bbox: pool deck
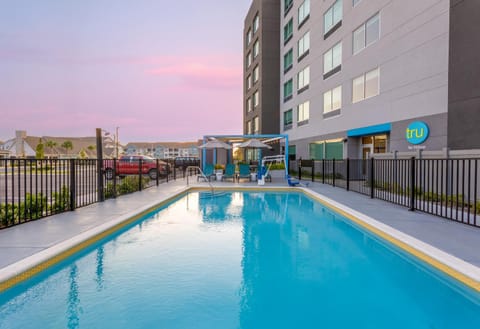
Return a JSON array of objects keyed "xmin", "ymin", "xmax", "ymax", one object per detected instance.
[{"xmin": 1, "ymin": 178, "xmax": 479, "ymax": 282}]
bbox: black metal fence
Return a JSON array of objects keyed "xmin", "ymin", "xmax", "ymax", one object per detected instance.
[
  {"xmin": 291, "ymin": 158, "xmax": 480, "ymax": 227},
  {"xmin": 0, "ymin": 158, "xmax": 195, "ymax": 229}
]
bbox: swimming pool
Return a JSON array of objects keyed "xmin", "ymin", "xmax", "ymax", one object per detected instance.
[{"xmin": 0, "ymin": 191, "xmax": 479, "ymax": 328}]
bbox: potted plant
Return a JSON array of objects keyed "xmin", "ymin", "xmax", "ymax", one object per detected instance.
[{"xmin": 214, "ymin": 164, "xmax": 224, "ymax": 174}]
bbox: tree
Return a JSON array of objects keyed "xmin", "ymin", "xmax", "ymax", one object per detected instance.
[
  {"xmin": 61, "ymin": 140, "xmax": 73, "ymax": 155},
  {"xmin": 35, "ymin": 140, "xmax": 45, "ymax": 159},
  {"xmin": 79, "ymin": 149, "xmax": 87, "ymax": 159},
  {"xmin": 87, "ymin": 145, "xmax": 95, "ymax": 151},
  {"xmin": 45, "ymin": 140, "xmax": 57, "ymax": 155}
]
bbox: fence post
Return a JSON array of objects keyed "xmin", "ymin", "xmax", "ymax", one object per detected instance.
[
  {"xmin": 333, "ymin": 159, "xmax": 336, "ymax": 187},
  {"xmin": 322, "ymin": 159, "xmax": 325, "ymax": 184},
  {"xmin": 346, "ymin": 158, "xmax": 350, "ymax": 191},
  {"xmin": 69, "ymin": 159, "xmax": 76, "ymax": 211},
  {"xmin": 370, "ymin": 157, "xmax": 375, "ymax": 199},
  {"xmin": 96, "ymin": 128, "xmax": 105, "ymax": 202},
  {"xmin": 138, "ymin": 158, "xmax": 143, "ymax": 191},
  {"xmin": 156, "ymin": 159, "xmax": 160, "ymax": 186},
  {"xmin": 113, "ymin": 159, "xmax": 117, "ymax": 198},
  {"xmin": 409, "ymin": 157, "xmax": 416, "ymax": 211},
  {"xmin": 311, "ymin": 159, "xmax": 315, "ymax": 182},
  {"xmin": 298, "ymin": 158, "xmax": 302, "ymax": 181}
]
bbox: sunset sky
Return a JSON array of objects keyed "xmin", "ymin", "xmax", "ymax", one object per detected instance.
[{"xmin": 0, "ymin": 0, "xmax": 250, "ymax": 143}]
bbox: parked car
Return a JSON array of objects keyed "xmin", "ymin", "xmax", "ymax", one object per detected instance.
[
  {"xmin": 174, "ymin": 156, "xmax": 200, "ymax": 171},
  {"xmin": 104, "ymin": 155, "xmax": 168, "ymax": 180}
]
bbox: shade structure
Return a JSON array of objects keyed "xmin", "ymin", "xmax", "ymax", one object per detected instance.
[
  {"xmin": 199, "ymin": 139, "xmax": 232, "ymax": 150},
  {"xmin": 237, "ymin": 138, "xmax": 272, "ymax": 149}
]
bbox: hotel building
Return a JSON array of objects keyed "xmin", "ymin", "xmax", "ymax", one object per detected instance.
[{"xmin": 266, "ymin": 0, "xmax": 480, "ymax": 160}]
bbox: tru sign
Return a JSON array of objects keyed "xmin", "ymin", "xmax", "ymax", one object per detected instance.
[{"xmin": 406, "ymin": 121, "xmax": 429, "ymax": 145}]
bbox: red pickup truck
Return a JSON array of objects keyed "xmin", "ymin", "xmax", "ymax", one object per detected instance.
[{"xmin": 104, "ymin": 155, "xmax": 168, "ymax": 180}]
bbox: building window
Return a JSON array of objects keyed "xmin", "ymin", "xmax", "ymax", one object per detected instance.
[
  {"xmin": 247, "ymin": 97, "xmax": 252, "ymax": 112},
  {"xmin": 324, "ymin": 0, "xmax": 342, "ymax": 37},
  {"xmin": 253, "ymin": 116, "xmax": 259, "ymax": 134},
  {"xmin": 297, "ymin": 101, "xmax": 310, "ymax": 125},
  {"xmin": 297, "ymin": 66, "xmax": 310, "ymax": 92},
  {"xmin": 253, "ymin": 14, "xmax": 259, "ymax": 33},
  {"xmin": 284, "ymin": 18, "xmax": 293, "ymax": 44},
  {"xmin": 284, "ymin": 79, "xmax": 293, "ymax": 101},
  {"xmin": 353, "ymin": 13, "xmax": 380, "ymax": 54},
  {"xmin": 323, "ymin": 42, "xmax": 342, "ymax": 78},
  {"xmin": 353, "ymin": 0, "xmax": 362, "ymax": 7},
  {"xmin": 253, "ymin": 40, "xmax": 260, "ymax": 58},
  {"xmin": 253, "ymin": 91, "xmax": 259, "ymax": 107},
  {"xmin": 284, "ymin": 109, "xmax": 293, "ymax": 130},
  {"xmin": 285, "ymin": 0, "xmax": 293, "ymax": 14},
  {"xmin": 253, "ymin": 65, "xmax": 259, "ymax": 83},
  {"xmin": 247, "ymin": 75, "xmax": 252, "ymax": 90},
  {"xmin": 298, "ymin": 0, "xmax": 310, "ymax": 27},
  {"xmin": 352, "ymin": 68, "xmax": 380, "ymax": 103},
  {"xmin": 246, "ymin": 52, "xmax": 252, "ymax": 67},
  {"xmin": 246, "ymin": 29, "xmax": 252, "ymax": 46},
  {"xmin": 323, "ymin": 86, "xmax": 342, "ymax": 115},
  {"xmin": 247, "ymin": 120, "xmax": 252, "ymax": 134},
  {"xmin": 298, "ymin": 31, "xmax": 310, "ymax": 60},
  {"xmin": 284, "ymin": 48, "xmax": 293, "ymax": 73}
]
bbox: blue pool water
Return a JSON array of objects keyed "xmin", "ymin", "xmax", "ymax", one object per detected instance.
[{"xmin": 1, "ymin": 191, "xmax": 479, "ymax": 328}]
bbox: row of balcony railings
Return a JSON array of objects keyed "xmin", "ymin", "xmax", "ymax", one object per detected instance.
[
  {"xmin": 0, "ymin": 158, "xmax": 198, "ymax": 229},
  {"xmin": 290, "ymin": 157, "xmax": 480, "ymax": 228}
]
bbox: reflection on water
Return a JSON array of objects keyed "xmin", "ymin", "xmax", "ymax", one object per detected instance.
[
  {"xmin": 1, "ymin": 192, "xmax": 479, "ymax": 329},
  {"xmin": 67, "ymin": 265, "xmax": 79, "ymax": 329}
]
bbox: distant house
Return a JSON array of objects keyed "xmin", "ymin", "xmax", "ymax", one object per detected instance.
[
  {"xmin": 0, "ymin": 130, "xmax": 124, "ymax": 159},
  {"xmin": 125, "ymin": 142, "xmax": 200, "ymax": 159}
]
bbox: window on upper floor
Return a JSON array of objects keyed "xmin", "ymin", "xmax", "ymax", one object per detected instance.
[
  {"xmin": 253, "ymin": 90, "xmax": 259, "ymax": 107},
  {"xmin": 247, "ymin": 120, "xmax": 252, "ymax": 134},
  {"xmin": 298, "ymin": 31, "xmax": 310, "ymax": 60},
  {"xmin": 284, "ymin": 18, "xmax": 293, "ymax": 44},
  {"xmin": 284, "ymin": 109, "xmax": 293, "ymax": 130},
  {"xmin": 353, "ymin": 0, "xmax": 362, "ymax": 7},
  {"xmin": 298, "ymin": 0, "xmax": 310, "ymax": 27},
  {"xmin": 246, "ymin": 52, "xmax": 252, "ymax": 67},
  {"xmin": 353, "ymin": 13, "xmax": 380, "ymax": 54},
  {"xmin": 323, "ymin": 42, "xmax": 342, "ymax": 78},
  {"xmin": 246, "ymin": 29, "xmax": 252, "ymax": 46},
  {"xmin": 284, "ymin": 79, "xmax": 293, "ymax": 102},
  {"xmin": 253, "ymin": 40, "xmax": 260, "ymax": 58},
  {"xmin": 324, "ymin": 0, "xmax": 342, "ymax": 38},
  {"xmin": 284, "ymin": 48, "xmax": 293, "ymax": 73},
  {"xmin": 247, "ymin": 97, "xmax": 252, "ymax": 112},
  {"xmin": 352, "ymin": 68, "xmax": 380, "ymax": 103},
  {"xmin": 253, "ymin": 65, "xmax": 259, "ymax": 82},
  {"xmin": 253, "ymin": 14, "xmax": 259, "ymax": 33},
  {"xmin": 323, "ymin": 86, "xmax": 342, "ymax": 115},
  {"xmin": 297, "ymin": 66, "xmax": 310, "ymax": 92},
  {"xmin": 297, "ymin": 101, "xmax": 310, "ymax": 125},
  {"xmin": 285, "ymin": 0, "xmax": 293, "ymax": 15}
]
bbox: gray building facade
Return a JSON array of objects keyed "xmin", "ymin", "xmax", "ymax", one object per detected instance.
[
  {"xmin": 278, "ymin": 0, "xmax": 479, "ymax": 160},
  {"xmin": 243, "ymin": 0, "xmax": 281, "ymax": 136}
]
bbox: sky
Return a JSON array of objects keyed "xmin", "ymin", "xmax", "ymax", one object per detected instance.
[{"xmin": 0, "ymin": 0, "xmax": 251, "ymax": 143}]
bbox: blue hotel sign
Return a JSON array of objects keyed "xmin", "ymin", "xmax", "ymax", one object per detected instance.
[{"xmin": 406, "ymin": 121, "xmax": 429, "ymax": 145}]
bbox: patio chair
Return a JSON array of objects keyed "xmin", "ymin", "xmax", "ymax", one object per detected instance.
[
  {"xmin": 222, "ymin": 163, "xmax": 236, "ymax": 182},
  {"xmin": 198, "ymin": 163, "xmax": 215, "ymax": 181},
  {"xmin": 237, "ymin": 164, "xmax": 251, "ymax": 182}
]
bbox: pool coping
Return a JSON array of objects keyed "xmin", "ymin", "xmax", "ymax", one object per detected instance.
[{"xmin": 0, "ymin": 185, "xmax": 479, "ymax": 293}]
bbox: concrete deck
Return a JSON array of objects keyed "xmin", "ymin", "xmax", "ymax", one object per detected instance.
[{"xmin": 0, "ymin": 178, "xmax": 479, "ymax": 278}]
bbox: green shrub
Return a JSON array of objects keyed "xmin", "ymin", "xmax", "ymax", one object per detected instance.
[
  {"xmin": 51, "ymin": 186, "xmax": 70, "ymax": 212},
  {"xmin": 117, "ymin": 176, "xmax": 149, "ymax": 195},
  {"xmin": 19, "ymin": 193, "xmax": 47, "ymax": 220},
  {"xmin": 0, "ymin": 203, "xmax": 19, "ymax": 227},
  {"xmin": 269, "ymin": 163, "xmax": 286, "ymax": 170}
]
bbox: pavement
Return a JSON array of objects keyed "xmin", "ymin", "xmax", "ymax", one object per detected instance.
[{"xmin": 0, "ymin": 176, "xmax": 479, "ymax": 274}]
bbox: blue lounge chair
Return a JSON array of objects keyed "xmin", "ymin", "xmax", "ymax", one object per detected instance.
[
  {"xmin": 287, "ymin": 175, "xmax": 300, "ymax": 186},
  {"xmin": 198, "ymin": 163, "xmax": 215, "ymax": 181},
  {"xmin": 222, "ymin": 163, "xmax": 236, "ymax": 182},
  {"xmin": 237, "ymin": 164, "xmax": 251, "ymax": 182}
]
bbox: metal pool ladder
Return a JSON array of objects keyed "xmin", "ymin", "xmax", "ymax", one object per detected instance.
[{"xmin": 186, "ymin": 166, "xmax": 214, "ymax": 194}]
